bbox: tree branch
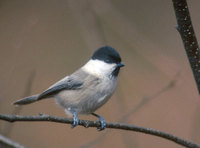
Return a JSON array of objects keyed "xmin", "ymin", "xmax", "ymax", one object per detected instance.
[
  {"xmin": 2, "ymin": 71, "xmax": 36, "ymax": 136},
  {"xmin": 0, "ymin": 134, "xmax": 26, "ymax": 148},
  {"xmin": 172, "ymin": 0, "xmax": 200, "ymax": 93},
  {"xmin": 79, "ymin": 72, "xmax": 180, "ymax": 148},
  {"xmin": 0, "ymin": 114, "xmax": 199, "ymax": 148}
]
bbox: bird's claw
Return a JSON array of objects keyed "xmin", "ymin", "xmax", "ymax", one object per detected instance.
[
  {"xmin": 97, "ymin": 116, "xmax": 106, "ymax": 131},
  {"xmin": 71, "ymin": 115, "xmax": 79, "ymax": 128},
  {"xmin": 68, "ymin": 109, "xmax": 79, "ymax": 128},
  {"xmin": 92, "ymin": 113, "xmax": 106, "ymax": 131}
]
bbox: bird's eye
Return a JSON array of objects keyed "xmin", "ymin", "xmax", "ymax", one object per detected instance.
[{"xmin": 105, "ymin": 59, "xmax": 111, "ymax": 63}]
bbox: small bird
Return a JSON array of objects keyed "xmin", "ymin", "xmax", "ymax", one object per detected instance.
[{"xmin": 14, "ymin": 46, "xmax": 124, "ymax": 130}]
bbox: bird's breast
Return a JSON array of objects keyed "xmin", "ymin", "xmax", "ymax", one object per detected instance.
[{"xmin": 54, "ymin": 75, "xmax": 118, "ymax": 114}]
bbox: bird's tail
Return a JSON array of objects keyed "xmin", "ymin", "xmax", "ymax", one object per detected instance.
[{"xmin": 13, "ymin": 94, "xmax": 40, "ymax": 105}]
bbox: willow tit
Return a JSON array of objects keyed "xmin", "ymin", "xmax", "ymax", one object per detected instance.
[{"xmin": 14, "ymin": 46, "xmax": 124, "ymax": 130}]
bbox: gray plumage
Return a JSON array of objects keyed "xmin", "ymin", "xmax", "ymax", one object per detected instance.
[
  {"xmin": 13, "ymin": 46, "xmax": 124, "ymax": 129},
  {"xmin": 14, "ymin": 66, "xmax": 117, "ymax": 115},
  {"xmin": 14, "ymin": 94, "xmax": 40, "ymax": 105}
]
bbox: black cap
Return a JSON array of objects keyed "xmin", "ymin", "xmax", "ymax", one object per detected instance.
[{"xmin": 91, "ymin": 46, "xmax": 122, "ymax": 64}]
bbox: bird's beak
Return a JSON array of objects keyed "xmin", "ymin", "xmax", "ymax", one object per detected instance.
[{"xmin": 118, "ymin": 63, "xmax": 125, "ymax": 67}]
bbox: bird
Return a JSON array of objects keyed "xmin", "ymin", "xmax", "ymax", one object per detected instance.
[{"xmin": 13, "ymin": 46, "xmax": 124, "ymax": 130}]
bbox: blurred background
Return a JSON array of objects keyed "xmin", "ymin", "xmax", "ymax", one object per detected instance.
[{"xmin": 0, "ymin": 0, "xmax": 200, "ymax": 148}]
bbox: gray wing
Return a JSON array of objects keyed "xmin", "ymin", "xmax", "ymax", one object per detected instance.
[
  {"xmin": 13, "ymin": 70, "xmax": 86, "ymax": 105},
  {"xmin": 37, "ymin": 76, "xmax": 83, "ymax": 100},
  {"xmin": 13, "ymin": 79, "xmax": 83, "ymax": 105}
]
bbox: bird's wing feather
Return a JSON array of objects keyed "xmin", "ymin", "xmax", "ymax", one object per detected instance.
[{"xmin": 38, "ymin": 77, "xmax": 83, "ymax": 100}]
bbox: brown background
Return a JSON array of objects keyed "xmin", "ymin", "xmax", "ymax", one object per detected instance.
[{"xmin": 0, "ymin": 0, "xmax": 200, "ymax": 148}]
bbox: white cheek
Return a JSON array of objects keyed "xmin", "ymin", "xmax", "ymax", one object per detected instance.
[{"xmin": 82, "ymin": 59, "xmax": 116, "ymax": 76}]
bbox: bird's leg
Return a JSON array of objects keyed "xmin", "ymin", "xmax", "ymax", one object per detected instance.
[
  {"xmin": 91, "ymin": 113, "xmax": 106, "ymax": 131},
  {"xmin": 68, "ymin": 109, "xmax": 79, "ymax": 128}
]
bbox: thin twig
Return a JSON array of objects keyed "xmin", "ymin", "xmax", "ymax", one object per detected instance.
[
  {"xmin": 0, "ymin": 134, "xmax": 26, "ymax": 148},
  {"xmin": 2, "ymin": 71, "xmax": 35, "ymax": 136},
  {"xmin": 172, "ymin": 0, "xmax": 200, "ymax": 93},
  {"xmin": 0, "ymin": 114, "xmax": 199, "ymax": 148},
  {"xmin": 79, "ymin": 72, "xmax": 180, "ymax": 148}
]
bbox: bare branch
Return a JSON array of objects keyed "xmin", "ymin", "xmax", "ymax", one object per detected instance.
[
  {"xmin": 0, "ymin": 134, "xmax": 26, "ymax": 148},
  {"xmin": 2, "ymin": 71, "xmax": 35, "ymax": 136},
  {"xmin": 0, "ymin": 114, "xmax": 199, "ymax": 148},
  {"xmin": 172, "ymin": 0, "xmax": 200, "ymax": 93},
  {"xmin": 80, "ymin": 72, "xmax": 180, "ymax": 148}
]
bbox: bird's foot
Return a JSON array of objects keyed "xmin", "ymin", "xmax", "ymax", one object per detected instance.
[
  {"xmin": 72, "ymin": 112, "xmax": 79, "ymax": 128},
  {"xmin": 92, "ymin": 113, "xmax": 106, "ymax": 131},
  {"xmin": 68, "ymin": 109, "xmax": 79, "ymax": 128}
]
